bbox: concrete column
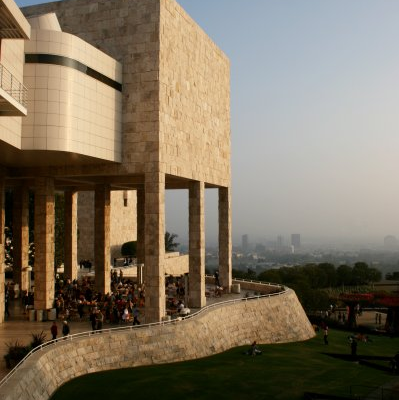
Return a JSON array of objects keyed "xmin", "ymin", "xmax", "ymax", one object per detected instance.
[
  {"xmin": 144, "ymin": 171, "xmax": 165, "ymax": 323},
  {"xmin": 189, "ymin": 181, "xmax": 206, "ymax": 308},
  {"xmin": 77, "ymin": 191, "xmax": 94, "ymax": 262},
  {"xmin": 34, "ymin": 177, "xmax": 55, "ymax": 310},
  {"xmin": 219, "ymin": 187, "xmax": 232, "ymax": 292},
  {"xmin": 64, "ymin": 190, "xmax": 77, "ymax": 281},
  {"xmin": 0, "ymin": 174, "xmax": 5, "ymax": 323},
  {"xmin": 136, "ymin": 186, "xmax": 145, "ymax": 265},
  {"xmin": 94, "ymin": 184, "xmax": 110, "ymax": 295},
  {"xmin": 12, "ymin": 186, "xmax": 30, "ymax": 293}
]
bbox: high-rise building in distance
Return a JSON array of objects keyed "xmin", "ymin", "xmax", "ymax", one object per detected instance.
[
  {"xmin": 242, "ymin": 234, "xmax": 249, "ymax": 253},
  {"xmin": 291, "ymin": 234, "xmax": 301, "ymax": 249},
  {"xmin": 277, "ymin": 235, "xmax": 284, "ymax": 250}
]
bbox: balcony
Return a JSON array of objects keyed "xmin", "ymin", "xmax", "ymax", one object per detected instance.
[{"xmin": 0, "ymin": 62, "xmax": 27, "ymax": 116}]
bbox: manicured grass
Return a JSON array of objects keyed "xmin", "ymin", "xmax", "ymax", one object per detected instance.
[{"xmin": 51, "ymin": 330, "xmax": 398, "ymax": 400}]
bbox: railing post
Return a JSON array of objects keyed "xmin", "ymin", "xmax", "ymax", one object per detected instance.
[{"xmin": 0, "ymin": 63, "xmax": 27, "ymax": 109}]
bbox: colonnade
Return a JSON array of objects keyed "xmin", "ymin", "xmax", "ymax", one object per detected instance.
[{"xmin": 0, "ymin": 172, "xmax": 232, "ymax": 324}]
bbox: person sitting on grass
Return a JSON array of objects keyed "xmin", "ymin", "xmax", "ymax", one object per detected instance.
[{"xmin": 245, "ymin": 341, "xmax": 262, "ymax": 356}]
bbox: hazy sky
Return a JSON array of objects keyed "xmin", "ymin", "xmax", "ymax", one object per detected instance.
[{"xmin": 16, "ymin": 0, "xmax": 399, "ymax": 247}]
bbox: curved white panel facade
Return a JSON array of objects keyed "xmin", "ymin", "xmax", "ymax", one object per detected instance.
[{"xmin": 22, "ymin": 20, "xmax": 122, "ymax": 162}]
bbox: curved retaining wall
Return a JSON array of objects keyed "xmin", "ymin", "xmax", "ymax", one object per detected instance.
[{"xmin": 0, "ymin": 289, "xmax": 314, "ymax": 400}]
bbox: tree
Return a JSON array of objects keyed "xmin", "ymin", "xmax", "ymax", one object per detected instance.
[
  {"xmin": 368, "ymin": 267, "xmax": 382, "ymax": 283},
  {"xmin": 318, "ymin": 263, "xmax": 337, "ymax": 287},
  {"xmin": 336, "ymin": 264, "xmax": 353, "ymax": 286},
  {"xmin": 121, "ymin": 241, "xmax": 137, "ymax": 257},
  {"xmin": 258, "ymin": 269, "xmax": 282, "ymax": 284},
  {"xmin": 352, "ymin": 262, "xmax": 369, "ymax": 285},
  {"xmin": 165, "ymin": 231, "xmax": 179, "ymax": 252}
]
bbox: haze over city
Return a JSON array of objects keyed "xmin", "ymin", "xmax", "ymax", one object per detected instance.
[{"xmin": 17, "ymin": 0, "xmax": 399, "ymax": 248}]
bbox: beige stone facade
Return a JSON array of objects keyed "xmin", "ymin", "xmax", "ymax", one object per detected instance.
[
  {"xmin": 77, "ymin": 190, "xmax": 137, "ymax": 263},
  {"xmin": 0, "ymin": 288, "xmax": 315, "ymax": 400},
  {"xmin": 164, "ymin": 252, "xmax": 188, "ymax": 275},
  {"xmin": 0, "ymin": 0, "xmax": 231, "ymax": 323}
]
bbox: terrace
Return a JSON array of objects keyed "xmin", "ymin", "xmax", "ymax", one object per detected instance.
[{"xmin": 0, "ymin": 278, "xmax": 314, "ymax": 399}]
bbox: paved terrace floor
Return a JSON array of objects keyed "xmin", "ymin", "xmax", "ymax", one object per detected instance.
[{"xmin": 0, "ymin": 275, "xmax": 250, "ymax": 381}]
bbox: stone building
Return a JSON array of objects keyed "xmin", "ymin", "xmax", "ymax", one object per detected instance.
[{"xmin": 0, "ymin": 0, "xmax": 231, "ymax": 323}]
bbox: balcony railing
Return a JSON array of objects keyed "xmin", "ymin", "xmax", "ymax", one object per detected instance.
[{"xmin": 0, "ymin": 62, "xmax": 27, "ymax": 109}]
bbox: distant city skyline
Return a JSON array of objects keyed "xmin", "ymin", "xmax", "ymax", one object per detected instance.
[{"xmin": 17, "ymin": 0, "xmax": 399, "ymax": 249}]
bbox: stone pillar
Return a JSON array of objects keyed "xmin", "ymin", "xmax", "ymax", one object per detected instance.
[
  {"xmin": 94, "ymin": 184, "xmax": 110, "ymax": 295},
  {"xmin": 34, "ymin": 177, "xmax": 55, "ymax": 310},
  {"xmin": 136, "ymin": 186, "xmax": 145, "ymax": 265},
  {"xmin": 64, "ymin": 190, "xmax": 77, "ymax": 281},
  {"xmin": 189, "ymin": 181, "xmax": 206, "ymax": 308},
  {"xmin": 0, "ymin": 174, "xmax": 5, "ymax": 323},
  {"xmin": 12, "ymin": 186, "xmax": 30, "ymax": 293},
  {"xmin": 144, "ymin": 171, "xmax": 165, "ymax": 323},
  {"xmin": 219, "ymin": 187, "xmax": 232, "ymax": 292}
]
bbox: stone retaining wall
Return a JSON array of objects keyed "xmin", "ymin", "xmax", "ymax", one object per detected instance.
[
  {"xmin": 0, "ymin": 289, "xmax": 314, "ymax": 400},
  {"xmin": 164, "ymin": 253, "xmax": 189, "ymax": 276}
]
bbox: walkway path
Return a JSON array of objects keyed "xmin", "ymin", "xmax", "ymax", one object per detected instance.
[
  {"xmin": 0, "ymin": 282, "xmax": 250, "ymax": 381},
  {"xmin": 0, "ymin": 300, "xmax": 92, "ymax": 380}
]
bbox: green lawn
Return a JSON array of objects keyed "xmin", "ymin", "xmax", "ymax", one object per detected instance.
[{"xmin": 51, "ymin": 330, "xmax": 398, "ymax": 400}]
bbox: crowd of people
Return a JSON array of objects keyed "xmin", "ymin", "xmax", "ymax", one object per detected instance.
[
  {"xmin": 52, "ymin": 271, "xmax": 145, "ymax": 326},
  {"xmin": 4, "ymin": 266, "xmax": 222, "ymax": 346}
]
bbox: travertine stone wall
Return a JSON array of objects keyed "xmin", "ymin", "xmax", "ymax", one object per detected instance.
[
  {"xmin": 22, "ymin": 0, "xmax": 231, "ymax": 187},
  {"xmin": 22, "ymin": 0, "xmax": 161, "ymax": 177},
  {"xmin": 64, "ymin": 191, "xmax": 77, "ymax": 281},
  {"xmin": 189, "ymin": 181, "xmax": 205, "ymax": 307},
  {"xmin": 144, "ymin": 170, "xmax": 165, "ymax": 322},
  {"xmin": 136, "ymin": 188, "xmax": 145, "ymax": 264},
  {"xmin": 235, "ymin": 280, "xmax": 285, "ymax": 294},
  {"xmin": 109, "ymin": 191, "xmax": 137, "ymax": 259},
  {"xmin": 34, "ymin": 177, "xmax": 55, "ymax": 310},
  {"xmin": 0, "ymin": 289, "xmax": 314, "ymax": 400},
  {"xmin": 159, "ymin": 0, "xmax": 230, "ymax": 186},
  {"xmin": 219, "ymin": 187, "xmax": 232, "ymax": 291},
  {"xmin": 12, "ymin": 186, "xmax": 30, "ymax": 292},
  {"xmin": 76, "ymin": 191, "xmax": 94, "ymax": 262},
  {"xmin": 164, "ymin": 253, "xmax": 188, "ymax": 276},
  {"xmin": 94, "ymin": 185, "xmax": 110, "ymax": 294},
  {"xmin": 77, "ymin": 190, "xmax": 137, "ymax": 263}
]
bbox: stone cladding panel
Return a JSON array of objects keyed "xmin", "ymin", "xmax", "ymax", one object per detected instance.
[
  {"xmin": 159, "ymin": 0, "xmax": 230, "ymax": 186},
  {"xmin": 77, "ymin": 190, "xmax": 137, "ymax": 263},
  {"xmin": 22, "ymin": 0, "xmax": 231, "ymax": 186},
  {"xmin": 0, "ymin": 289, "xmax": 314, "ymax": 400}
]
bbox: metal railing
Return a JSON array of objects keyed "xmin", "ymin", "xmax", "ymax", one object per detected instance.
[
  {"xmin": 0, "ymin": 63, "xmax": 27, "ymax": 109},
  {"xmin": 0, "ymin": 281, "xmax": 286, "ymax": 389}
]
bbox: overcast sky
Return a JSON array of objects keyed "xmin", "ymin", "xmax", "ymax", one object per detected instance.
[{"xmin": 16, "ymin": 0, "xmax": 399, "ymax": 248}]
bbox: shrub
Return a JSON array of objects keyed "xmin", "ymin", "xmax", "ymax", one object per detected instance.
[
  {"xmin": 121, "ymin": 241, "xmax": 137, "ymax": 257},
  {"xmin": 31, "ymin": 331, "xmax": 46, "ymax": 349},
  {"xmin": 4, "ymin": 341, "xmax": 29, "ymax": 369}
]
